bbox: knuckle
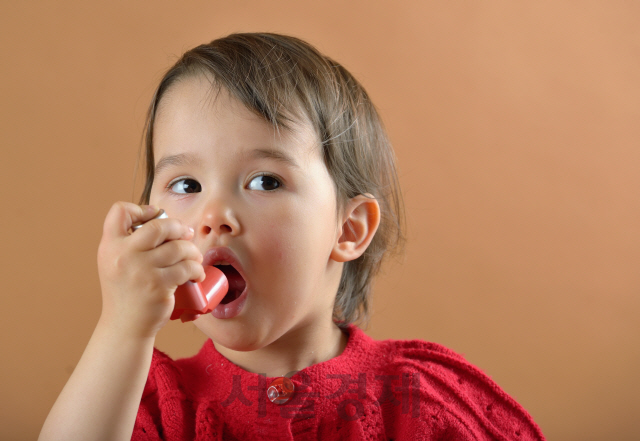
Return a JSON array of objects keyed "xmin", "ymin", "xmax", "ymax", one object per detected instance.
[
  {"xmin": 170, "ymin": 219, "xmax": 185, "ymax": 233},
  {"xmin": 145, "ymin": 220, "xmax": 164, "ymax": 238},
  {"xmin": 104, "ymin": 204, "xmax": 120, "ymax": 229},
  {"xmin": 112, "ymin": 201, "xmax": 130, "ymax": 215},
  {"xmin": 179, "ymin": 263, "xmax": 192, "ymax": 281},
  {"xmin": 109, "ymin": 201, "xmax": 123, "ymax": 214},
  {"xmin": 173, "ymin": 240, "xmax": 188, "ymax": 256},
  {"xmin": 104, "ymin": 201, "xmax": 134, "ymax": 233},
  {"xmin": 112, "ymin": 254, "xmax": 126, "ymax": 272},
  {"xmin": 189, "ymin": 243, "xmax": 202, "ymax": 259},
  {"xmin": 156, "ymin": 220, "xmax": 175, "ymax": 238},
  {"xmin": 164, "ymin": 262, "xmax": 188, "ymax": 285},
  {"xmin": 179, "ymin": 240, "xmax": 198, "ymax": 256}
]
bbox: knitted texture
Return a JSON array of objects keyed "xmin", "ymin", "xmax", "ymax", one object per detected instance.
[{"xmin": 132, "ymin": 325, "xmax": 545, "ymax": 440}]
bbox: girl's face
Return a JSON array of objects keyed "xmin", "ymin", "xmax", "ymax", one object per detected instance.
[{"xmin": 149, "ymin": 75, "xmax": 345, "ymax": 352}]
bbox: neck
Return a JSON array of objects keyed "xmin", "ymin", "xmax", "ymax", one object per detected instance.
[{"xmin": 214, "ymin": 322, "xmax": 348, "ymax": 378}]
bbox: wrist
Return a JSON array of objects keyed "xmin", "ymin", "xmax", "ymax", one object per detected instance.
[{"xmin": 96, "ymin": 314, "xmax": 159, "ymax": 344}]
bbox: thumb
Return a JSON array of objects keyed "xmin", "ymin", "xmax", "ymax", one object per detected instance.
[{"xmin": 103, "ymin": 202, "xmax": 159, "ymax": 239}]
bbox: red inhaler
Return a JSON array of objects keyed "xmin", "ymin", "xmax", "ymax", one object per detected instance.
[{"xmin": 131, "ymin": 209, "xmax": 229, "ymax": 322}]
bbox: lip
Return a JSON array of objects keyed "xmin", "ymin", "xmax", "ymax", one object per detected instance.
[{"xmin": 202, "ymin": 247, "xmax": 248, "ymax": 319}]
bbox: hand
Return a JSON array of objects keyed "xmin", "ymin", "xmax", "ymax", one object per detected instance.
[{"xmin": 97, "ymin": 202, "xmax": 205, "ymax": 338}]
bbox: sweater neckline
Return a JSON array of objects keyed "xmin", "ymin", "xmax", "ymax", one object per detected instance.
[{"xmin": 200, "ymin": 324, "xmax": 365, "ymax": 380}]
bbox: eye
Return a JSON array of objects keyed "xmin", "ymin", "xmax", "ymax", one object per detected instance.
[
  {"xmin": 247, "ymin": 174, "xmax": 281, "ymax": 191},
  {"xmin": 169, "ymin": 178, "xmax": 201, "ymax": 194}
]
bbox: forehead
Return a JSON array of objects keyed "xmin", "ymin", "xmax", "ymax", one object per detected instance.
[{"xmin": 154, "ymin": 75, "xmax": 320, "ymax": 162}]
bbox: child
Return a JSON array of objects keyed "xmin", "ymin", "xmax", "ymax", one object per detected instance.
[{"xmin": 39, "ymin": 33, "xmax": 545, "ymax": 440}]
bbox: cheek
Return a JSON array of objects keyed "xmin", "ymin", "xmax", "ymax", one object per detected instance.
[
  {"xmin": 256, "ymin": 200, "xmax": 336, "ymax": 267},
  {"xmin": 245, "ymin": 208, "xmax": 296, "ymax": 272},
  {"xmin": 252, "ymin": 222, "xmax": 295, "ymax": 266}
]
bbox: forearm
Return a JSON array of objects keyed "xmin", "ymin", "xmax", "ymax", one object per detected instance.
[{"xmin": 39, "ymin": 319, "xmax": 155, "ymax": 441}]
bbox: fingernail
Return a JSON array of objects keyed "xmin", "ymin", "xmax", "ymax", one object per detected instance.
[{"xmin": 188, "ymin": 227, "xmax": 194, "ymax": 234}]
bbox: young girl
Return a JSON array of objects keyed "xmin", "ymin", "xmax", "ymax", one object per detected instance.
[{"xmin": 39, "ymin": 33, "xmax": 545, "ymax": 440}]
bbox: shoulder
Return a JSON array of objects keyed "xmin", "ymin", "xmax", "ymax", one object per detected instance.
[{"xmin": 358, "ymin": 330, "xmax": 545, "ymax": 440}]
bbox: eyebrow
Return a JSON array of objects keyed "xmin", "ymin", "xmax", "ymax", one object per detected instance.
[
  {"xmin": 153, "ymin": 148, "xmax": 300, "ymax": 175},
  {"xmin": 245, "ymin": 148, "xmax": 300, "ymax": 170},
  {"xmin": 154, "ymin": 152, "xmax": 202, "ymax": 175}
]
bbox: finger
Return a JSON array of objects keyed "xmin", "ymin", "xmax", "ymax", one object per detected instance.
[
  {"xmin": 130, "ymin": 218, "xmax": 194, "ymax": 251},
  {"xmin": 103, "ymin": 202, "xmax": 160, "ymax": 240},
  {"xmin": 159, "ymin": 260, "xmax": 206, "ymax": 287},
  {"xmin": 147, "ymin": 240, "xmax": 203, "ymax": 269}
]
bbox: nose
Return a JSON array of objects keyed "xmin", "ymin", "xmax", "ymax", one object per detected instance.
[{"xmin": 198, "ymin": 203, "xmax": 241, "ymax": 239}]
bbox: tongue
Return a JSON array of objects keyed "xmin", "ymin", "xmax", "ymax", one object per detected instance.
[{"xmin": 215, "ymin": 266, "xmax": 246, "ymax": 304}]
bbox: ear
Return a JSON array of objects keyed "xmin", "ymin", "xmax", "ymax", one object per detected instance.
[{"xmin": 330, "ymin": 194, "xmax": 381, "ymax": 263}]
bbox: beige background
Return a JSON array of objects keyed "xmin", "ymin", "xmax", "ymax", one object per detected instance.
[{"xmin": 1, "ymin": 1, "xmax": 639, "ymax": 440}]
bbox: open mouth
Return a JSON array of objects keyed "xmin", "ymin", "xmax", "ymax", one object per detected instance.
[{"xmin": 214, "ymin": 264, "xmax": 247, "ymax": 304}]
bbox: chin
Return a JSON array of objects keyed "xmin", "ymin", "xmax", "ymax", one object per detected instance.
[{"xmin": 194, "ymin": 317, "xmax": 271, "ymax": 352}]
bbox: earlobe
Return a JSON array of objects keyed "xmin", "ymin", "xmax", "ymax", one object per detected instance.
[{"xmin": 330, "ymin": 194, "xmax": 381, "ymax": 263}]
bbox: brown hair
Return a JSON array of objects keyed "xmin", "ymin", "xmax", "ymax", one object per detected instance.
[{"xmin": 139, "ymin": 33, "xmax": 405, "ymax": 328}]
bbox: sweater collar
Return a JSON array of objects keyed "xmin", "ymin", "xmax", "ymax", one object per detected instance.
[{"xmin": 197, "ymin": 323, "xmax": 370, "ymax": 381}]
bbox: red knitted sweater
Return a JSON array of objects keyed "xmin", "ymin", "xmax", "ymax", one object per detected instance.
[{"xmin": 133, "ymin": 325, "xmax": 545, "ymax": 440}]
